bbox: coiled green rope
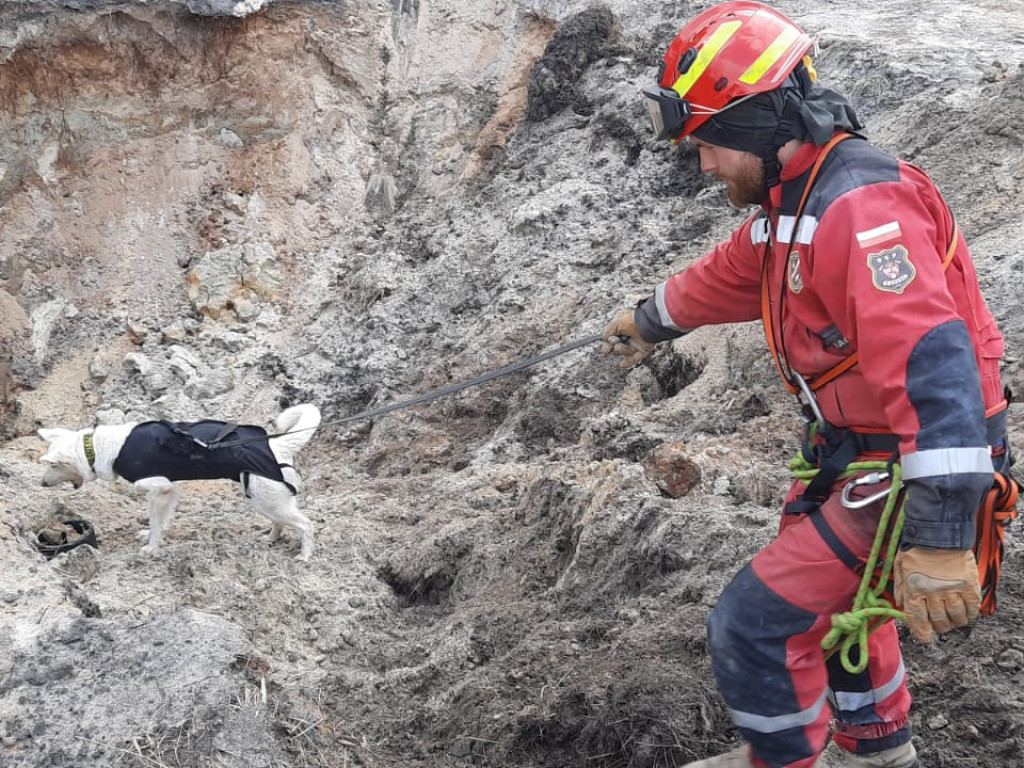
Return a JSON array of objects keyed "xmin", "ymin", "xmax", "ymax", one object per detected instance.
[{"xmin": 787, "ymin": 452, "xmax": 908, "ymax": 673}]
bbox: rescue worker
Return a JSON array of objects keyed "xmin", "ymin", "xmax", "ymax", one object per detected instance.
[{"xmin": 601, "ymin": 2, "xmax": 1013, "ymax": 767}]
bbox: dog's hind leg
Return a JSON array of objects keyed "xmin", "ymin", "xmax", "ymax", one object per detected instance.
[
  {"xmin": 136, "ymin": 478, "xmax": 182, "ymax": 553},
  {"xmin": 267, "ymin": 498, "xmax": 314, "ymax": 562},
  {"xmin": 248, "ymin": 479, "xmax": 314, "ymax": 561},
  {"xmin": 292, "ymin": 504, "xmax": 315, "ymax": 562}
]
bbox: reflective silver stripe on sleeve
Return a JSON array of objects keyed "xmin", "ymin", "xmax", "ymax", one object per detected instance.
[
  {"xmin": 901, "ymin": 447, "xmax": 993, "ymax": 480},
  {"xmin": 776, "ymin": 214, "xmax": 818, "ymax": 245},
  {"xmin": 729, "ymin": 688, "xmax": 829, "ymax": 734},
  {"xmin": 751, "ymin": 216, "xmax": 771, "ymax": 244},
  {"xmin": 832, "ymin": 658, "xmax": 906, "ymax": 713},
  {"xmin": 654, "ymin": 282, "xmax": 686, "ymax": 332}
]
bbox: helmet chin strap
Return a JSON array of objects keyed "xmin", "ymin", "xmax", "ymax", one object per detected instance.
[
  {"xmin": 692, "ymin": 82, "xmax": 807, "ymax": 194},
  {"xmin": 760, "ymin": 91, "xmax": 802, "ymax": 189}
]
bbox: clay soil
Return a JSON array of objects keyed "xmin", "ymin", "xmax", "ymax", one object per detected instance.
[{"xmin": 1, "ymin": 1, "xmax": 1024, "ymax": 767}]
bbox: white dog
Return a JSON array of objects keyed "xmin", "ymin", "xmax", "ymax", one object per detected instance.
[{"xmin": 38, "ymin": 404, "xmax": 322, "ymax": 560}]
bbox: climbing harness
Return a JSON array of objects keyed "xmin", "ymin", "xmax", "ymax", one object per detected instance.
[
  {"xmin": 187, "ymin": 333, "xmax": 605, "ymax": 451},
  {"xmin": 758, "ymin": 132, "xmax": 1019, "ymax": 670},
  {"xmin": 794, "ymin": 401, "xmax": 1020, "ymax": 672},
  {"xmin": 795, "ymin": 432, "xmax": 1019, "ymax": 673},
  {"xmin": 791, "ymin": 387, "xmax": 1019, "ymax": 672}
]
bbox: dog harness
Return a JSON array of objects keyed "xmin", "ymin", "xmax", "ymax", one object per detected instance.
[{"xmin": 111, "ymin": 420, "xmax": 296, "ymax": 495}]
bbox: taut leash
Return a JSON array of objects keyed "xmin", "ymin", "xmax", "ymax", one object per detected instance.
[{"xmin": 210, "ymin": 333, "xmax": 606, "ymax": 448}]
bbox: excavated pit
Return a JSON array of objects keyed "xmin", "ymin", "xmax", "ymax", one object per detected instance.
[{"xmin": 2, "ymin": 2, "xmax": 1024, "ymax": 767}]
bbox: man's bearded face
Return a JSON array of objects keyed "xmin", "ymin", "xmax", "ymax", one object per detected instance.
[
  {"xmin": 693, "ymin": 140, "xmax": 766, "ymax": 208},
  {"xmin": 724, "ymin": 150, "xmax": 766, "ymax": 207}
]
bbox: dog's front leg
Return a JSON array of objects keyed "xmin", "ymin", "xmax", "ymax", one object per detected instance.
[
  {"xmin": 136, "ymin": 478, "xmax": 182, "ymax": 553},
  {"xmin": 268, "ymin": 522, "xmax": 283, "ymax": 545}
]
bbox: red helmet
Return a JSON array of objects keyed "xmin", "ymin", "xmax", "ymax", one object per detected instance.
[{"xmin": 643, "ymin": 1, "xmax": 814, "ymax": 143}]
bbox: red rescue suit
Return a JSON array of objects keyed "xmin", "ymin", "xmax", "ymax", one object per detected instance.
[{"xmin": 634, "ymin": 135, "xmax": 1008, "ymax": 767}]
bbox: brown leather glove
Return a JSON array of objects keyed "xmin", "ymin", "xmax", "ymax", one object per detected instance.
[
  {"xmin": 893, "ymin": 546, "xmax": 981, "ymax": 643},
  {"xmin": 601, "ymin": 308, "xmax": 657, "ymax": 368}
]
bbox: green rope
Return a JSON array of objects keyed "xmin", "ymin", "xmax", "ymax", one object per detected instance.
[{"xmin": 787, "ymin": 451, "xmax": 907, "ymax": 674}]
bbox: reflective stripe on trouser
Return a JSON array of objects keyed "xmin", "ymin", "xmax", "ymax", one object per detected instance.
[{"xmin": 706, "ymin": 477, "xmax": 912, "ymax": 768}]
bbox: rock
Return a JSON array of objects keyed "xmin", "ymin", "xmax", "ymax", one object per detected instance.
[{"xmin": 642, "ymin": 442, "xmax": 702, "ymax": 497}]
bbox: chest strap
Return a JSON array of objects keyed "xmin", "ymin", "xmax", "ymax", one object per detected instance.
[{"xmin": 761, "ymin": 132, "xmax": 960, "ymax": 394}]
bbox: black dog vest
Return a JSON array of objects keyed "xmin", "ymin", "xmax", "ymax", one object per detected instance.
[{"xmin": 111, "ymin": 420, "xmax": 296, "ymax": 495}]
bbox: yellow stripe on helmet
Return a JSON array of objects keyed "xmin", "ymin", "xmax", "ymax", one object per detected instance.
[
  {"xmin": 671, "ymin": 20, "xmax": 742, "ymax": 96},
  {"xmin": 738, "ymin": 25, "xmax": 800, "ymax": 84}
]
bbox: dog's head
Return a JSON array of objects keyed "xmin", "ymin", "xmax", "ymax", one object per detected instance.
[{"xmin": 38, "ymin": 427, "xmax": 93, "ymax": 489}]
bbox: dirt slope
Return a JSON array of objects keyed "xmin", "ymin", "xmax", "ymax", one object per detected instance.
[{"xmin": 1, "ymin": 1, "xmax": 1023, "ymax": 767}]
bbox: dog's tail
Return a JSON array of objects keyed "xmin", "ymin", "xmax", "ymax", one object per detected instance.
[{"xmin": 269, "ymin": 404, "xmax": 322, "ymax": 460}]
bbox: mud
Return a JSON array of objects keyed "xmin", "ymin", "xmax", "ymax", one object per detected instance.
[{"xmin": 1, "ymin": 1, "xmax": 1023, "ymax": 767}]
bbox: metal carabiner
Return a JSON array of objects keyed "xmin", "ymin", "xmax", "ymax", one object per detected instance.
[
  {"xmin": 793, "ymin": 372, "xmax": 837, "ymax": 441},
  {"xmin": 840, "ymin": 471, "xmax": 895, "ymax": 509}
]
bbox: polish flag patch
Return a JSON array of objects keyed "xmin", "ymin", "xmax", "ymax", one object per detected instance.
[{"xmin": 856, "ymin": 221, "xmax": 902, "ymax": 249}]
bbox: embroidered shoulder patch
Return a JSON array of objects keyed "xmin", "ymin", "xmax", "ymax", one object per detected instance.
[
  {"xmin": 787, "ymin": 251, "xmax": 803, "ymax": 293},
  {"xmin": 868, "ymin": 245, "xmax": 915, "ymax": 294},
  {"xmin": 856, "ymin": 221, "xmax": 902, "ymax": 249}
]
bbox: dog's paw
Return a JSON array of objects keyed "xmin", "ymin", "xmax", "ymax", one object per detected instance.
[
  {"xmin": 140, "ymin": 543, "xmax": 161, "ymax": 555},
  {"xmin": 137, "ymin": 529, "xmax": 150, "ymax": 543}
]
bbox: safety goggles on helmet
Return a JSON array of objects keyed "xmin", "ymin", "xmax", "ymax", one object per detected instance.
[
  {"xmin": 642, "ymin": 85, "xmax": 692, "ymax": 142},
  {"xmin": 642, "ymin": 83, "xmax": 763, "ymax": 143}
]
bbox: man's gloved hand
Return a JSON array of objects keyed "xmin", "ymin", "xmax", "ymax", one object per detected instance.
[
  {"xmin": 601, "ymin": 308, "xmax": 657, "ymax": 368},
  {"xmin": 893, "ymin": 546, "xmax": 981, "ymax": 643}
]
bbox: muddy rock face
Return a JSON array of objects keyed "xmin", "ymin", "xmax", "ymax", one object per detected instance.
[{"xmin": 1, "ymin": 1, "xmax": 1024, "ymax": 766}]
